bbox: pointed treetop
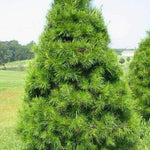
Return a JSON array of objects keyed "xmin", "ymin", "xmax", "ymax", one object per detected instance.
[{"xmin": 54, "ymin": 0, "xmax": 91, "ymax": 6}]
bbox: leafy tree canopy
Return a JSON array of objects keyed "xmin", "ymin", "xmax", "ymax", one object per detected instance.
[{"xmin": 0, "ymin": 40, "xmax": 35, "ymax": 65}]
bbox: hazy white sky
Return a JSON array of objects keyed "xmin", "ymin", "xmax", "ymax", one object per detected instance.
[{"xmin": 0, "ymin": 0, "xmax": 150, "ymax": 48}]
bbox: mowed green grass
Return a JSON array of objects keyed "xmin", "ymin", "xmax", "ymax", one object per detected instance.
[
  {"xmin": 0, "ymin": 70, "xmax": 26, "ymax": 150},
  {"xmin": 5, "ymin": 60, "xmax": 29, "ymax": 67}
]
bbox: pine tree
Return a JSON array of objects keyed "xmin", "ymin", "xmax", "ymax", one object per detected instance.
[
  {"xmin": 18, "ymin": 0, "xmax": 140, "ymax": 149},
  {"xmin": 129, "ymin": 31, "xmax": 150, "ymax": 120}
]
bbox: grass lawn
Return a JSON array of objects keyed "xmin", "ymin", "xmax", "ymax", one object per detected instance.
[
  {"xmin": 0, "ymin": 70, "xmax": 26, "ymax": 150},
  {"xmin": 0, "ymin": 59, "xmax": 31, "ymax": 72},
  {"xmin": 5, "ymin": 60, "xmax": 30, "ymax": 67}
]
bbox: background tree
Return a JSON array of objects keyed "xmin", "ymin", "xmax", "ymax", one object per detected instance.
[
  {"xmin": 0, "ymin": 40, "xmax": 35, "ymax": 65},
  {"xmin": 14, "ymin": 41, "xmax": 35, "ymax": 60},
  {"xmin": 17, "ymin": 0, "xmax": 140, "ymax": 149},
  {"xmin": 127, "ymin": 56, "xmax": 130, "ymax": 62},
  {"xmin": 129, "ymin": 31, "xmax": 150, "ymax": 120},
  {"xmin": 0, "ymin": 41, "xmax": 12, "ymax": 65},
  {"xmin": 119, "ymin": 57, "xmax": 125, "ymax": 64},
  {"xmin": 8, "ymin": 40, "xmax": 20, "ymax": 62}
]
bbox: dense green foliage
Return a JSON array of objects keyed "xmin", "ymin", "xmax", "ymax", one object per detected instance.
[
  {"xmin": 119, "ymin": 57, "xmax": 125, "ymax": 64},
  {"xmin": 137, "ymin": 120, "xmax": 150, "ymax": 150},
  {"xmin": 18, "ymin": 0, "xmax": 140, "ymax": 149},
  {"xmin": 129, "ymin": 31, "xmax": 150, "ymax": 120},
  {"xmin": 127, "ymin": 57, "xmax": 130, "ymax": 62},
  {"xmin": 0, "ymin": 40, "xmax": 34, "ymax": 65}
]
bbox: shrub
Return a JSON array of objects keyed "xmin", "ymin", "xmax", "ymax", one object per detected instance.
[
  {"xmin": 137, "ymin": 120, "xmax": 150, "ymax": 150},
  {"xmin": 17, "ymin": 0, "xmax": 140, "ymax": 149},
  {"xmin": 127, "ymin": 57, "xmax": 131, "ymax": 62},
  {"xmin": 119, "ymin": 57, "xmax": 125, "ymax": 64},
  {"xmin": 129, "ymin": 31, "xmax": 150, "ymax": 120}
]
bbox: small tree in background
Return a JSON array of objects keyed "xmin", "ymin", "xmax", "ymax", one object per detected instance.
[
  {"xmin": 127, "ymin": 57, "xmax": 131, "ymax": 62},
  {"xmin": 119, "ymin": 57, "xmax": 125, "ymax": 64},
  {"xmin": 129, "ymin": 31, "xmax": 150, "ymax": 120},
  {"xmin": 17, "ymin": 0, "xmax": 140, "ymax": 149}
]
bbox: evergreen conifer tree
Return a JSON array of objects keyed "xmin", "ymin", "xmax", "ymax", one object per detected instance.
[
  {"xmin": 129, "ymin": 31, "xmax": 150, "ymax": 120},
  {"xmin": 119, "ymin": 57, "xmax": 125, "ymax": 64},
  {"xmin": 18, "ymin": 0, "xmax": 140, "ymax": 149}
]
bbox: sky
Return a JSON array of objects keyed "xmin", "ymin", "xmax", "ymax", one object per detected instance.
[{"xmin": 0, "ymin": 0, "xmax": 150, "ymax": 48}]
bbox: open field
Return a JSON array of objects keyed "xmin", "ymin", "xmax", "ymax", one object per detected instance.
[
  {"xmin": 0, "ymin": 60, "xmax": 31, "ymax": 72},
  {"xmin": 0, "ymin": 70, "xmax": 26, "ymax": 150},
  {"xmin": 5, "ymin": 60, "xmax": 29, "ymax": 67}
]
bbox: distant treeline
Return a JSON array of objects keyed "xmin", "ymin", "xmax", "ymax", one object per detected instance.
[
  {"xmin": 0, "ymin": 40, "xmax": 35, "ymax": 65},
  {"xmin": 114, "ymin": 49, "xmax": 135, "ymax": 55}
]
